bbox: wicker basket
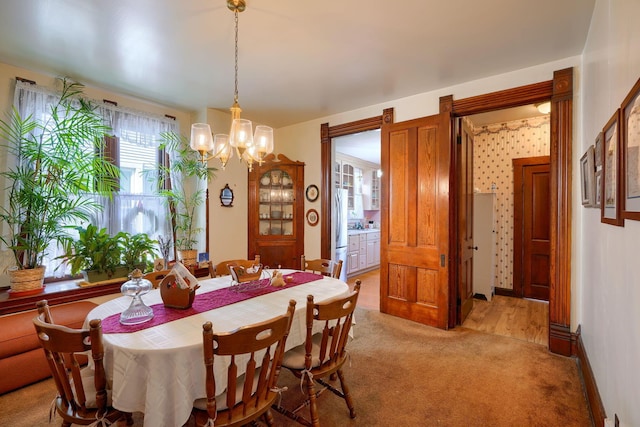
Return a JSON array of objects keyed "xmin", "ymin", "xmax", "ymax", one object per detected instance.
[
  {"xmin": 178, "ymin": 249, "xmax": 198, "ymax": 267},
  {"xmin": 9, "ymin": 266, "xmax": 45, "ymax": 293}
]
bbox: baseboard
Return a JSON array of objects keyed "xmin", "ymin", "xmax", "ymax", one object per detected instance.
[
  {"xmin": 494, "ymin": 287, "xmax": 515, "ymax": 297},
  {"xmin": 574, "ymin": 325, "xmax": 606, "ymax": 427}
]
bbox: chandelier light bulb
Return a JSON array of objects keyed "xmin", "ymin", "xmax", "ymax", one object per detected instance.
[{"xmin": 190, "ymin": 123, "xmax": 214, "ymax": 152}]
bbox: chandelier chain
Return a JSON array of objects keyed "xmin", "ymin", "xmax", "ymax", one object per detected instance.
[{"xmin": 234, "ymin": 9, "xmax": 239, "ymax": 104}]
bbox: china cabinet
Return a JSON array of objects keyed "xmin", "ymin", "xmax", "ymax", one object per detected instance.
[{"xmin": 248, "ymin": 153, "xmax": 305, "ymax": 269}]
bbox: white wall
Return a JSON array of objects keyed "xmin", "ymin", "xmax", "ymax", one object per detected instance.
[{"xmin": 581, "ymin": 1, "xmax": 640, "ymax": 425}]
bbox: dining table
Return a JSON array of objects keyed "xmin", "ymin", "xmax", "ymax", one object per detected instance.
[{"xmin": 84, "ymin": 269, "xmax": 350, "ymax": 427}]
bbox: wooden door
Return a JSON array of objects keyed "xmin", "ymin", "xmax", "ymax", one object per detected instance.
[
  {"xmin": 513, "ymin": 157, "xmax": 550, "ymax": 301},
  {"xmin": 457, "ymin": 118, "xmax": 474, "ymax": 323},
  {"xmin": 380, "ymin": 112, "xmax": 451, "ymax": 328}
]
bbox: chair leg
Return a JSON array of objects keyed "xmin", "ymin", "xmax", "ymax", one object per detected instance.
[
  {"xmin": 336, "ymin": 369, "xmax": 356, "ymax": 419},
  {"xmin": 263, "ymin": 409, "xmax": 275, "ymax": 426},
  {"xmin": 304, "ymin": 374, "xmax": 321, "ymax": 427},
  {"xmin": 123, "ymin": 412, "xmax": 134, "ymax": 425}
]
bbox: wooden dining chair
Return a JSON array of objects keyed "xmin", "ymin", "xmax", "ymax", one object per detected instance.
[
  {"xmin": 212, "ymin": 258, "xmax": 259, "ymax": 277},
  {"xmin": 143, "ymin": 269, "xmax": 171, "ymax": 288},
  {"xmin": 273, "ymin": 280, "xmax": 361, "ymax": 426},
  {"xmin": 32, "ymin": 300, "xmax": 133, "ymax": 427},
  {"xmin": 191, "ymin": 299, "xmax": 297, "ymax": 427},
  {"xmin": 300, "ymin": 255, "xmax": 343, "ymax": 279}
]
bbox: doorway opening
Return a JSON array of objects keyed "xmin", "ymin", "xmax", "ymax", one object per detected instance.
[{"xmin": 333, "ymin": 130, "xmax": 382, "ymax": 282}]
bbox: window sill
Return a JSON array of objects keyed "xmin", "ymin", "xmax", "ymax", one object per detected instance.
[{"xmin": 0, "ymin": 278, "xmax": 126, "ymax": 315}]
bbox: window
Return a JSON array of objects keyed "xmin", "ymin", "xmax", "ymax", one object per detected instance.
[{"xmin": 12, "ymin": 80, "xmax": 178, "ymax": 278}]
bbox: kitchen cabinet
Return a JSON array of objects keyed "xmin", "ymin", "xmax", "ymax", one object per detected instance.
[
  {"xmin": 367, "ymin": 232, "xmax": 380, "ymax": 268},
  {"xmin": 363, "ymin": 169, "xmax": 381, "ymax": 210},
  {"xmin": 248, "ymin": 153, "xmax": 305, "ymax": 269},
  {"xmin": 335, "ymin": 157, "xmax": 364, "ymax": 217},
  {"xmin": 346, "ymin": 230, "xmax": 380, "ymax": 275},
  {"xmin": 347, "ymin": 234, "xmax": 359, "ymax": 274},
  {"xmin": 358, "ymin": 234, "xmax": 367, "ymax": 270}
]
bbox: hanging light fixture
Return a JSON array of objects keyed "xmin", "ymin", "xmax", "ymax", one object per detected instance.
[{"xmin": 189, "ymin": 0, "xmax": 274, "ymax": 171}]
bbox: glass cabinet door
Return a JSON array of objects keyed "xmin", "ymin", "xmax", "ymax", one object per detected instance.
[{"xmin": 258, "ymin": 169, "xmax": 295, "ymax": 236}]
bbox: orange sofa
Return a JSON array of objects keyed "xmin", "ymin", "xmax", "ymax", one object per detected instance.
[{"xmin": 0, "ymin": 300, "xmax": 97, "ymax": 395}]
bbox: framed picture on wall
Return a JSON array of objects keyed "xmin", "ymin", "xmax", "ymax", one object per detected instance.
[
  {"xmin": 594, "ymin": 132, "xmax": 603, "ymax": 169},
  {"xmin": 621, "ymin": 77, "xmax": 640, "ymax": 221},
  {"xmin": 580, "ymin": 146, "xmax": 595, "ymax": 207},
  {"xmin": 601, "ymin": 109, "xmax": 623, "ymax": 226},
  {"xmin": 594, "ymin": 169, "xmax": 602, "ymax": 208}
]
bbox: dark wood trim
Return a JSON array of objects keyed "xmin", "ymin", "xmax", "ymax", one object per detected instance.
[
  {"xmin": 320, "ymin": 123, "xmax": 331, "ymax": 259},
  {"xmin": 441, "ymin": 96, "xmax": 458, "ymax": 329},
  {"xmin": 0, "ymin": 280, "xmax": 124, "ymax": 315},
  {"xmin": 451, "ymin": 81, "xmax": 554, "ymax": 116},
  {"xmin": 549, "ymin": 67, "xmax": 573, "ymax": 356},
  {"xmin": 494, "ymin": 287, "xmax": 516, "ymax": 297},
  {"xmin": 319, "ymin": 108, "xmax": 393, "ymax": 260},
  {"xmin": 575, "ymin": 325, "xmax": 606, "ymax": 427},
  {"xmin": 448, "ymin": 67, "xmax": 573, "ymax": 355}
]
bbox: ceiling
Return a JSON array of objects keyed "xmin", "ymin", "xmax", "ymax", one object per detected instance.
[{"xmin": 0, "ymin": 1, "xmax": 594, "ymax": 130}]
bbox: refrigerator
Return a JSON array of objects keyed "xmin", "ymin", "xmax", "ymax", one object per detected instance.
[
  {"xmin": 334, "ymin": 189, "xmax": 349, "ymax": 282},
  {"xmin": 472, "ymin": 193, "xmax": 496, "ymax": 301}
]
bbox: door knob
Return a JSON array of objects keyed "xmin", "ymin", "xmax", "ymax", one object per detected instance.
[{"xmin": 468, "ymin": 246, "xmax": 478, "ymax": 250}]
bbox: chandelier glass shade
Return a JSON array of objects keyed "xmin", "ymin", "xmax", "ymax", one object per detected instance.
[{"xmin": 189, "ymin": 0, "xmax": 274, "ymax": 171}]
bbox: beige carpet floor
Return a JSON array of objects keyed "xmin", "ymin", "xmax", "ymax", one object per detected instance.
[{"xmin": 0, "ymin": 307, "xmax": 592, "ymax": 427}]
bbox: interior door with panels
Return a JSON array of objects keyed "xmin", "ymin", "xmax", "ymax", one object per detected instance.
[{"xmin": 380, "ymin": 112, "xmax": 451, "ymax": 328}]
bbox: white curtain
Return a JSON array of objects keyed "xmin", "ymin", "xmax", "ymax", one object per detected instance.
[{"xmin": 13, "ymin": 80, "xmax": 178, "ymax": 277}]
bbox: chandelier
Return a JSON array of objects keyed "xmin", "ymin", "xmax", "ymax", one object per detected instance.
[{"xmin": 190, "ymin": 0, "xmax": 274, "ymax": 172}]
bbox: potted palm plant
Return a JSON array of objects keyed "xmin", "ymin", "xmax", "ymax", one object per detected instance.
[
  {"xmin": 0, "ymin": 78, "xmax": 119, "ymax": 292},
  {"xmin": 154, "ymin": 132, "xmax": 215, "ymax": 266}
]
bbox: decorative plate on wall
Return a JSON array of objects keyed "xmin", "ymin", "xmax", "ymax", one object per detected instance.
[
  {"xmin": 305, "ymin": 184, "xmax": 319, "ymax": 202},
  {"xmin": 306, "ymin": 209, "xmax": 319, "ymax": 226}
]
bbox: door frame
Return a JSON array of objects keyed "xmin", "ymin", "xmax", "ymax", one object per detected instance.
[
  {"xmin": 442, "ymin": 68, "xmax": 573, "ymax": 356},
  {"xmin": 319, "ymin": 108, "xmax": 394, "ymax": 260},
  {"xmin": 319, "ymin": 68, "xmax": 573, "ymax": 356}
]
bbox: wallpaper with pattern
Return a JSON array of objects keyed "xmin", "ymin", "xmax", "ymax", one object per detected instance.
[{"xmin": 471, "ymin": 115, "xmax": 550, "ymax": 290}]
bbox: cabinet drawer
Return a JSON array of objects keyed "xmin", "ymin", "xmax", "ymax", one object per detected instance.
[
  {"xmin": 348, "ymin": 236, "xmax": 359, "ymax": 252},
  {"xmin": 367, "ymin": 232, "xmax": 380, "ymax": 241}
]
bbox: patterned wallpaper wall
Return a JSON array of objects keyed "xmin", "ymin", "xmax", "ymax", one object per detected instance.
[{"xmin": 471, "ymin": 115, "xmax": 550, "ymax": 290}]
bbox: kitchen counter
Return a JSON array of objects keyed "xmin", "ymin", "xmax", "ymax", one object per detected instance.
[{"xmin": 347, "ymin": 229, "xmax": 380, "ymax": 235}]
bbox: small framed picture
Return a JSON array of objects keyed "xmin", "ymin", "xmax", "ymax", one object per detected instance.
[
  {"xmin": 305, "ymin": 184, "xmax": 319, "ymax": 202},
  {"xmin": 621, "ymin": 77, "xmax": 640, "ymax": 220},
  {"xmin": 601, "ymin": 109, "xmax": 623, "ymax": 226},
  {"xmin": 306, "ymin": 208, "xmax": 319, "ymax": 226},
  {"xmin": 594, "ymin": 132, "xmax": 603, "ymax": 169},
  {"xmin": 580, "ymin": 146, "xmax": 595, "ymax": 207},
  {"xmin": 594, "ymin": 169, "xmax": 602, "ymax": 208}
]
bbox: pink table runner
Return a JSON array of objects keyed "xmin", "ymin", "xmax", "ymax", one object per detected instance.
[{"xmin": 101, "ymin": 271, "xmax": 323, "ymax": 334}]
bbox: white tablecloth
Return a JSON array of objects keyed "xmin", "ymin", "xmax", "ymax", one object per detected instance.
[{"xmin": 85, "ymin": 270, "xmax": 349, "ymax": 427}]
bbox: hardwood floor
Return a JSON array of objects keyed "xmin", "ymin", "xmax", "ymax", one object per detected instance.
[
  {"xmin": 348, "ymin": 269, "xmax": 549, "ymax": 347},
  {"xmin": 346, "ymin": 269, "xmax": 380, "ymax": 310}
]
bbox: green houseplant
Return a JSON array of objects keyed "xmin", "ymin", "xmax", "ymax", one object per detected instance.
[
  {"xmin": 0, "ymin": 79, "xmax": 119, "ymax": 291},
  {"xmin": 121, "ymin": 231, "xmax": 157, "ymax": 273},
  {"xmin": 154, "ymin": 132, "xmax": 215, "ymax": 265},
  {"xmin": 59, "ymin": 225, "xmax": 125, "ymax": 282},
  {"xmin": 59, "ymin": 225, "xmax": 157, "ymax": 283}
]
